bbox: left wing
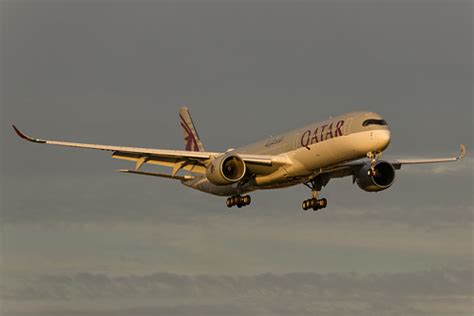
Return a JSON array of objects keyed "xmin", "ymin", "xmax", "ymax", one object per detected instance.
[
  {"xmin": 12, "ymin": 125, "xmax": 282, "ymax": 175},
  {"xmin": 390, "ymin": 144, "xmax": 466, "ymax": 169}
]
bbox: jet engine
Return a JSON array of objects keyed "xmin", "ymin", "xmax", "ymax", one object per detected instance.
[
  {"xmin": 356, "ymin": 160, "xmax": 396, "ymax": 192},
  {"xmin": 206, "ymin": 154, "xmax": 247, "ymax": 186}
]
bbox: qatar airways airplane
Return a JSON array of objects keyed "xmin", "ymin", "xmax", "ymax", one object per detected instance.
[{"xmin": 13, "ymin": 107, "xmax": 466, "ymax": 211}]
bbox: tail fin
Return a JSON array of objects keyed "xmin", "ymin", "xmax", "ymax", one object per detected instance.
[{"xmin": 179, "ymin": 106, "xmax": 205, "ymax": 152}]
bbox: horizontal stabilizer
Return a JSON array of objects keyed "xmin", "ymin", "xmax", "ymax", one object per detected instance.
[{"xmin": 117, "ymin": 169, "xmax": 194, "ymax": 181}]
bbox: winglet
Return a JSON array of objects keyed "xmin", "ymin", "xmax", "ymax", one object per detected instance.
[
  {"xmin": 12, "ymin": 125, "xmax": 46, "ymax": 143},
  {"xmin": 459, "ymin": 144, "xmax": 466, "ymax": 159}
]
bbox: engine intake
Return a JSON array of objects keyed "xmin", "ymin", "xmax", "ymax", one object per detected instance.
[
  {"xmin": 356, "ymin": 160, "xmax": 396, "ymax": 192},
  {"xmin": 206, "ymin": 154, "xmax": 246, "ymax": 186}
]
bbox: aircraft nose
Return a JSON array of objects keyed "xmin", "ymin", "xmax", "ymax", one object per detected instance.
[{"xmin": 375, "ymin": 129, "xmax": 391, "ymax": 151}]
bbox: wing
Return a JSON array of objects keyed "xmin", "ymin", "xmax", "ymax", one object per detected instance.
[
  {"xmin": 390, "ymin": 144, "xmax": 466, "ymax": 169},
  {"xmin": 12, "ymin": 125, "xmax": 279, "ymax": 175},
  {"xmin": 315, "ymin": 144, "xmax": 467, "ymax": 182}
]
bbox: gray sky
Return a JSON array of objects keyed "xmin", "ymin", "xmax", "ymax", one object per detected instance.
[{"xmin": 1, "ymin": 1, "xmax": 473, "ymax": 315}]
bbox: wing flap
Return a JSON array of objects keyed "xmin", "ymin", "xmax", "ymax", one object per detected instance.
[
  {"xmin": 112, "ymin": 152, "xmax": 207, "ymax": 173},
  {"xmin": 117, "ymin": 169, "xmax": 194, "ymax": 181}
]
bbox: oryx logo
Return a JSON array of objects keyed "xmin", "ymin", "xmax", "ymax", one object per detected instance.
[{"xmin": 180, "ymin": 114, "xmax": 200, "ymax": 151}]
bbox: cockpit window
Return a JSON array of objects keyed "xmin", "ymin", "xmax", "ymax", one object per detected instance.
[{"xmin": 362, "ymin": 119, "xmax": 387, "ymax": 127}]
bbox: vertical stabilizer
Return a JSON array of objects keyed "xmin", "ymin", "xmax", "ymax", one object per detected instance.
[{"xmin": 179, "ymin": 106, "xmax": 205, "ymax": 152}]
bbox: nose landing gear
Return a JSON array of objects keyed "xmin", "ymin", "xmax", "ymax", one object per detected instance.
[
  {"xmin": 367, "ymin": 151, "xmax": 382, "ymax": 176},
  {"xmin": 226, "ymin": 195, "xmax": 251, "ymax": 208}
]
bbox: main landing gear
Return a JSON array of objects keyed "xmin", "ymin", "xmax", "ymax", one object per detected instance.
[
  {"xmin": 226, "ymin": 195, "xmax": 251, "ymax": 208},
  {"xmin": 302, "ymin": 176, "xmax": 329, "ymax": 211},
  {"xmin": 302, "ymin": 197, "xmax": 327, "ymax": 211}
]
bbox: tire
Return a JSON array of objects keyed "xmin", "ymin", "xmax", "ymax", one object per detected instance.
[
  {"xmin": 302, "ymin": 201, "xmax": 308, "ymax": 210},
  {"xmin": 245, "ymin": 196, "xmax": 251, "ymax": 205},
  {"xmin": 320, "ymin": 198, "xmax": 327, "ymax": 208}
]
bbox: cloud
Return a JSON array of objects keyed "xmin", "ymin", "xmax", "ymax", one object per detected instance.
[
  {"xmin": 3, "ymin": 268, "xmax": 473, "ymax": 316},
  {"xmin": 5, "ymin": 269, "xmax": 471, "ymax": 300}
]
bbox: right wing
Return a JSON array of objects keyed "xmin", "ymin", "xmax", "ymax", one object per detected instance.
[{"xmin": 12, "ymin": 125, "xmax": 284, "ymax": 175}]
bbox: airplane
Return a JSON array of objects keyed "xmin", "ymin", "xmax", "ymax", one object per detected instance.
[{"xmin": 12, "ymin": 107, "xmax": 466, "ymax": 211}]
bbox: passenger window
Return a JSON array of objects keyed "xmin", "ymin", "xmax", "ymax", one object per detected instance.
[{"xmin": 362, "ymin": 119, "xmax": 387, "ymax": 126}]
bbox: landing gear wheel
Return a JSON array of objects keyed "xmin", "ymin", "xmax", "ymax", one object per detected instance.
[
  {"xmin": 243, "ymin": 195, "xmax": 251, "ymax": 205},
  {"xmin": 226, "ymin": 195, "xmax": 252, "ymax": 208},
  {"xmin": 319, "ymin": 198, "xmax": 327, "ymax": 208},
  {"xmin": 301, "ymin": 198, "xmax": 328, "ymax": 212},
  {"xmin": 302, "ymin": 176, "xmax": 330, "ymax": 212},
  {"xmin": 312, "ymin": 198, "xmax": 320, "ymax": 211},
  {"xmin": 302, "ymin": 201, "xmax": 308, "ymax": 211}
]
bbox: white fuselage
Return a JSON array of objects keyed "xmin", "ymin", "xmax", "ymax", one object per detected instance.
[{"xmin": 183, "ymin": 111, "xmax": 391, "ymax": 196}]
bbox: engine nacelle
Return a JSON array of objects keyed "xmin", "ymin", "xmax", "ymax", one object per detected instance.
[
  {"xmin": 356, "ymin": 160, "xmax": 396, "ymax": 192},
  {"xmin": 206, "ymin": 154, "xmax": 247, "ymax": 186}
]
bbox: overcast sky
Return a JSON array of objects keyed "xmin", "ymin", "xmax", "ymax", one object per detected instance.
[{"xmin": 1, "ymin": 1, "xmax": 473, "ymax": 315}]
